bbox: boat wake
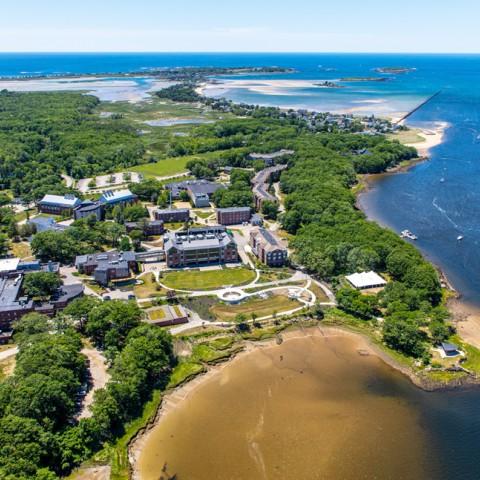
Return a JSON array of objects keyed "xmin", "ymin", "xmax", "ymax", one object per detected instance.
[{"xmin": 432, "ymin": 197, "xmax": 461, "ymax": 230}]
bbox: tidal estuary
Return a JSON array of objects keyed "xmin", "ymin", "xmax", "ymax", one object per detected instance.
[{"xmin": 134, "ymin": 332, "xmax": 480, "ymax": 480}]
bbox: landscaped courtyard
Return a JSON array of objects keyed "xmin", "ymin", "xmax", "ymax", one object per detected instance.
[{"xmin": 160, "ymin": 267, "xmax": 256, "ymax": 291}]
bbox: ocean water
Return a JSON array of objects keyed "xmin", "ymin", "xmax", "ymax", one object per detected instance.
[{"xmin": 1, "ymin": 53, "xmax": 480, "ymax": 305}]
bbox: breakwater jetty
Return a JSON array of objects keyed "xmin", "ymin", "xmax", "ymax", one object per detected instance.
[{"xmin": 396, "ymin": 91, "xmax": 442, "ymax": 124}]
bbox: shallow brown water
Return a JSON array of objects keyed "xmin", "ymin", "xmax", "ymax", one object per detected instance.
[{"xmin": 137, "ymin": 334, "xmax": 440, "ymax": 480}]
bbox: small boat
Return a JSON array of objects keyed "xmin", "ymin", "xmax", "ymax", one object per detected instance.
[
  {"xmin": 457, "ymin": 235, "xmax": 464, "ymax": 241},
  {"xmin": 440, "ymin": 177, "xmax": 445, "ymax": 183},
  {"xmin": 401, "ymin": 229, "xmax": 418, "ymax": 240}
]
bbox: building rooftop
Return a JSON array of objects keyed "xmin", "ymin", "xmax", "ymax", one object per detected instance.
[
  {"xmin": 0, "ymin": 258, "xmax": 20, "ymax": 274},
  {"xmin": 217, "ymin": 207, "xmax": 251, "ymax": 213},
  {"xmin": 74, "ymin": 200, "xmax": 103, "ymax": 213},
  {"xmin": 346, "ymin": 271, "xmax": 387, "ymax": 289},
  {"xmin": 29, "ymin": 216, "xmax": 69, "ymax": 233},
  {"xmin": 164, "ymin": 226, "xmax": 234, "ymax": 252},
  {"xmin": 155, "ymin": 208, "xmax": 190, "ymax": 215},
  {"xmin": 38, "ymin": 194, "xmax": 80, "ymax": 208},
  {"xmin": 0, "ymin": 275, "xmax": 24, "ymax": 307},
  {"xmin": 99, "ymin": 189, "xmax": 137, "ymax": 204},
  {"xmin": 75, "ymin": 251, "xmax": 136, "ymax": 269}
]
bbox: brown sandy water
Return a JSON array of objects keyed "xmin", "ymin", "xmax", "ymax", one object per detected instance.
[{"xmin": 136, "ymin": 334, "xmax": 443, "ymax": 480}]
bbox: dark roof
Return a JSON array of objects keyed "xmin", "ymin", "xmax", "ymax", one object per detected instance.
[
  {"xmin": 441, "ymin": 342, "xmax": 459, "ymax": 353},
  {"xmin": 217, "ymin": 207, "xmax": 251, "ymax": 213}
]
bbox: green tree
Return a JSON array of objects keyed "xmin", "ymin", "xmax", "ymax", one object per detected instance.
[
  {"xmin": 22, "ymin": 272, "xmax": 61, "ymax": 298},
  {"xmin": 261, "ymin": 200, "xmax": 279, "ymax": 220},
  {"xmin": 85, "ymin": 300, "xmax": 143, "ymax": 354}
]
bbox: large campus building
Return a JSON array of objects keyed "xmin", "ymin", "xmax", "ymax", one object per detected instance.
[
  {"xmin": 163, "ymin": 226, "xmax": 238, "ymax": 268},
  {"xmin": 165, "ymin": 180, "xmax": 224, "ymax": 207},
  {"xmin": 37, "ymin": 194, "xmax": 81, "ymax": 215},
  {"xmin": 250, "ymin": 227, "xmax": 288, "ymax": 267},
  {"xmin": 216, "ymin": 207, "xmax": 251, "ymax": 225},
  {"xmin": 99, "ymin": 189, "xmax": 138, "ymax": 207},
  {"xmin": 0, "ymin": 266, "xmax": 83, "ymax": 328},
  {"xmin": 75, "ymin": 251, "xmax": 138, "ymax": 286},
  {"xmin": 154, "ymin": 208, "xmax": 190, "ymax": 223}
]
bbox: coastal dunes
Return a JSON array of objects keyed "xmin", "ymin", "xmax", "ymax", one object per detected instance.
[{"xmin": 130, "ymin": 327, "xmax": 433, "ymax": 480}]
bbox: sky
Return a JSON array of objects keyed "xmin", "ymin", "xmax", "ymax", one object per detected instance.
[{"xmin": 1, "ymin": 0, "xmax": 479, "ymax": 53}]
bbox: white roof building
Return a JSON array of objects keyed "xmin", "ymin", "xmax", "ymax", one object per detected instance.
[
  {"xmin": 346, "ymin": 271, "xmax": 387, "ymax": 290},
  {"xmin": 38, "ymin": 194, "xmax": 81, "ymax": 208},
  {"xmin": 0, "ymin": 258, "xmax": 20, "ymax": 274},
  {"xmin": 99, "ymin": 189, "xmax": 137, "ymax": 205}
]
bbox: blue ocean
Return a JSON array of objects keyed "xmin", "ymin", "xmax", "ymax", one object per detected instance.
[{"xmin": 1, "ymin": 53, "xmax": 480, "ymax": 307}]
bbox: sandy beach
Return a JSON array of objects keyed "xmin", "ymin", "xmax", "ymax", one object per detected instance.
[{"xmin": 405, "ymin": 121, "xmax": 449, "ymax": 156}]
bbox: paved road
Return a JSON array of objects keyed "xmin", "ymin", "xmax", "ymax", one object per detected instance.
[{"xmin": 0, "ymin": 347, "xmax": 18, "ymax": 361}]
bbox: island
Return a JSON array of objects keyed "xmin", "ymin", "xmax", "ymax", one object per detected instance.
[
  {"xmin": 340, "ymin": 76, "xmax": 389, "ymax": 82},
  {"xmin": 375, "ymin": 66, "xmax": 416, "ymax": 74}
]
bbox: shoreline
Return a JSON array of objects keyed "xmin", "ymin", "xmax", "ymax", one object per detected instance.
[
  {"xmin": 356, "ymin": 120, "xmax": 480, "ymax": 349},
  {"xmin": 127, "ymin": 324, "xmax": 478, "ymax": 479}
]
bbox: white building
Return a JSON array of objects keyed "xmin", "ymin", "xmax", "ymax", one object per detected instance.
[{"xmin": 346, "ymin": 271, "xmax": 387, "ymax": 290}]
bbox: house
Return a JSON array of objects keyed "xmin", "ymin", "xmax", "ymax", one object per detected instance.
[
  {"xmin": 99, "ymin": 189, "xmax": 138, "ymax": 207},
  {"xmin": 125, "ymin": 220, "xmax": 165, "ymax": 236},
  {"xmin": 37, "ymin": 194, "xmax": 81, "ymax": 215},
  {"xmin": 346, "ymin": 271, "xmax": 387, "ymax": 290},
  {"xmin": 0, "ymin": 274, "xmax": 83, "ymax": 328},
  {"xmin": 216, "ymin": 207, "xmax": 251, "ymax": 226},
  {"xmin": 75, "ymin": 251, "xmax": 137, "ymax": 286},
  {"xmin": 28, "ymin": 216, "xmax": 69, "ymax": 233},
  {"xmin": 146, "ymin": 304, "xmax": 189, "ymax": 327},
  {"xmin": 441, "ymin": 342, "xmax": 461, "ymax": 358},
  {"xmin": 73, "ymin": 200, "xmax": 105, "ymax": 221},
  {"xmin": 163, "ymin": 226, "xmax": 238, "ymax": 268},
  {"xmin": 249, "ymin": 228, "xmax": 288, "ymax": 267},
  {"xmin": 252, "ymin": 164, "xmax": 287, "ymax": 210},
  {"xmin": 154, "ymin": 208, "xmax": 190, "ymax": 223}
]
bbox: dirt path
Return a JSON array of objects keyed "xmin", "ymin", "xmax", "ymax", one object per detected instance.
[{"xmin": 78, "ymin": 345, "xmax": 110, "ymax": 419}]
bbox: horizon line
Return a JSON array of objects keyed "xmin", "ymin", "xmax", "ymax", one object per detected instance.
[{"xmin": 1, "ymin": 51, "xmax": 480, "ymax": 55}]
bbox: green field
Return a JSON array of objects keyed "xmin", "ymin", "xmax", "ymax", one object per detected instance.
[
  {"xmin": 130, "ymin": 156, "xmax": 190, "ymax": 178},
  {"xmin": 210, "ymin": 293, "xmax": 301, "ymax": 321},
  {"xmin": 161, "ymin": 267, "xmax": 256, "ymax": 291}
]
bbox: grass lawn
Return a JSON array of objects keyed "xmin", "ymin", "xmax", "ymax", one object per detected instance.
[
  {"xmin": 387, "ymin": 128, "xmax": 425, "ymax": 145},
  {"xmin": 193, "ymin": 210, "xmax": 214, "ymax": 219},
  {"xmin": 0, "ymin": 356, "xmax": 16, "ymax": 380},
  {"xmin": 10, "ymin": 242, "xmax": 33, "ymax": 259},
  {"xmin": 182, "ymin": 296, "xmax": 218, "ymax": 321},
  {"xmin": 257, "ymin": 269, "xmax": 292, "ymax": 283},
  {"xmin": 130, "ymin": 156, "xmax": 190, "ymax": 178},
  {"xmin": 210, "ymin": 293, "xmax": 302, "ymax": 321},
  {"xmin": 148, "ymin": 307, "xmax": 166, "ymax": 321},
  {"xmin": 133, "ymin": 273, "xmax": 168, "ymax": 298},
  {"xmin": 161, "ymin": 267, "xmax": 256, "ymax": 291},
  {"xmin": 168, "ymin": 361, "xmax": 205, "ymax": 389},
  {"xmin": 309, "ymin": 281, "xmax": 331, "ymax": 303}
]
